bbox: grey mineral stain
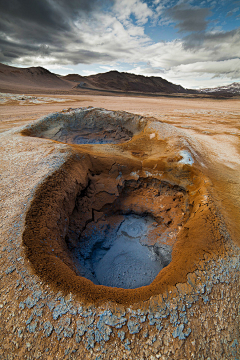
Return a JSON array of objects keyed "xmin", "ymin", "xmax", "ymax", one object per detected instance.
[
  {"xmin": 118, "ymin": 330, "xmax": 125, "ymax": 341},
  {"xmin": 172, "ymin": 324, "xmax": 192, "ymax": 340},
  {"xmin": 127, "ymin": 317, "xmax": 141, "ymax": 334},
  {"xmin": 179, "ymin": 150, "xmax": 194, "ymax": 165},
  {"xmin": 43, "ymin": 321, "xmax": 53, "ymax": 337},
  {"xmin": 5, "ymin": 265, "xmax": 16, "ymax": 274}
]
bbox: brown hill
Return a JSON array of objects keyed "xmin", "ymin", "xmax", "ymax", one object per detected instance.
[
  {"xmin": 62, "ymin": 74, "xmax": 86, "ymax": 82},
  {"xmin": 62, "ymin": 70, "xmax": 190, "ymax": 94},
  {"xmin": 88, "ymin": 71, "xmax": 188, "ymax": 93},
  {"xmin": 0, "ymin": 63, "xmax": 72, "ymax": 92}
]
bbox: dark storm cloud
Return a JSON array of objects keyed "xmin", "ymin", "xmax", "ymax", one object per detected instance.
[
  {"xmin": 61, "ymin": 50, "xmax": 116, "ymax": 65},
  {"xmin": 0, "ymin": 0, "xmax": 113, "ymax": 63},
  {"xmin": 0, "ymin": 0, "xmax": 104, "ymax": 28},
  {"xmin": 183, "ymin": 27, "xmax": 240, "ymax": 54},
  {"xmin": 0, "ymin": 35, "xmax": 115, "ymax": 66},
  {"xmin": 0, "ymin": 37, "xmax": 39, "ymax": 63},
  {"xmin": 166, "ymin": 2, "xmax": 211, "ymax": 32},
  {"xmin": 0, "ymin": 0, "xmax": 65, "ymax": 30}
]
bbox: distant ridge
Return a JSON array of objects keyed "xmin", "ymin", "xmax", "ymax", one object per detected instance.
[{"xmin": 62, "ymin": 70, "xmax": 190, "ymax": 94}]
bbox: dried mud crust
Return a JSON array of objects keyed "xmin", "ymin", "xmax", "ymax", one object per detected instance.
[{"xmin": 22, "ymin": 123, "xmax": 226, "ymax": 304}]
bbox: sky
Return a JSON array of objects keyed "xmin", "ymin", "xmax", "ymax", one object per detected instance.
[{"xmin": 0, "ymin": 0, "xmax": 240, "ymax": 89}]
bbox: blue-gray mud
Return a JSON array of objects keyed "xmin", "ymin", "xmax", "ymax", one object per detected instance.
[
  {"xmin": 0, "ymin": 107, "xmax": 239, "ymax": 359},
  {"xmin": 72, "ymin": 214, "xmax": 165, "ymax": 288},
  {"xmin": 64, "ymin": 172, "xmax": 187, "ymax": 292}
]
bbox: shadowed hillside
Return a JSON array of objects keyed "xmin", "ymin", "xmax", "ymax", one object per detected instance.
[
  {"xmin": 0, "ymin": 63, "xmax": 72, "ymax": 91},
  {"xmin": 63, "ymin": 70, "xmax": 191, "ymax": 94}
]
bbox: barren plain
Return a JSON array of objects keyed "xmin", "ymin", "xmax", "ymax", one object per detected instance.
[{"xmin": 0, "ymin": 92, "xmax": 240, "ymax": 359}]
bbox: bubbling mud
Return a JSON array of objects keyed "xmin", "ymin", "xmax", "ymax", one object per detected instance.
[
  {"xmin": 66, "ymin": 177, "xmax": 188, "ymax": 289},
  {"xmin": 72, "ymin": 214, "xmax": 164, "ymax": 289}
]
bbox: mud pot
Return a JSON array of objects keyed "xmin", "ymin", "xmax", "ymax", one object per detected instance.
[{"xmin": 21, "ymin": 108, "xmax": 227, "ymax": 304}]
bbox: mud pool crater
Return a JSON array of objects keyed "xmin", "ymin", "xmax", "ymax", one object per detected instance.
[
  {"xmin": 21, "ymin": 107, "xmax": 212, "ymax": 303},
  {"xmin": 23, "ymin": 163, "xmax": 189, "ymax": 299}
]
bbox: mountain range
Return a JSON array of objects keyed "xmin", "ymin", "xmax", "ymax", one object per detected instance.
[
  {"xmin": 200, "ymin": 83, "xmax": 240, "ymax": 95},
  {"xmin": 0, "ymin": 62, "xmax": 239, "ymax": 96}
]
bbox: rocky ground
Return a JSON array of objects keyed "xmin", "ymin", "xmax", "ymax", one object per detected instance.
[{"xmin": 0, "ymin": 95, "xmax": 239, "ymax": 359}]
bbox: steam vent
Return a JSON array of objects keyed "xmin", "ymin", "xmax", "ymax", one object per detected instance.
[{"xmin": 1, "ymin": 107, "xmax": 239, "ymax": 359}]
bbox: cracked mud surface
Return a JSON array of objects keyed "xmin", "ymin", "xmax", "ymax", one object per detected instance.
[{"xmin": 0, "ymin": 102, "xmax": 239, "ymax": 359}]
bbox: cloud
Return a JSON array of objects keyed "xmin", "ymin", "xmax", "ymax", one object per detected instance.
[
  {"xmin": 0, "ymin": 0, "xmax": 102, "ymax": 43},
  {"xmin": 169, "ymin": 58, "xmax": 240, "ymax": 78},
  {"xmin": 0, "ymin": 0, "xmax": 114, "ymax": 63},
  {"xmin": 165, "ymin": 2, "xmax": 211, "ymax": 32},
  {"xmin": 227, "ymin": 7, "xmax": 239, "ymax": 17},
  {"xmin": 0, "ymin": 0, "xmax": 154, "ymax": 67},
  {"xmin": 127, "ymin": 58, "xmax": 240, "ymax": 89},
  {"xmin": 123, "ymin": 22, "xmax": 240, "ymax": 87},
  {"xmin": 146, "ymin": 27, "xmax": 240, "ymax": 71},
  {"xmin": 182, "ymin": 28, "xmax": 240, "ymax": 59},
  {"xmin": 113, "ymin": 0, "xmax": 153, "ymax": 25}
]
